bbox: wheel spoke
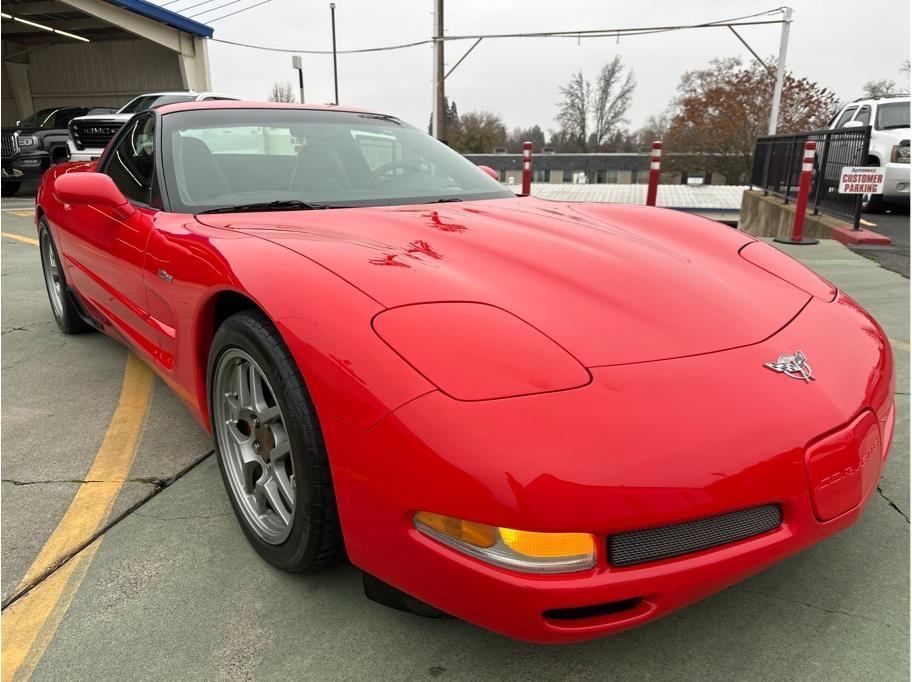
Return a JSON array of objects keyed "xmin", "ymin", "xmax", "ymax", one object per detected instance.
[
  {"xmin": 270, "ymin": 438, "xmax": 290, "ymax": 461},
  {"xmin": 274, "ymin": 469, "xmax": 296, "ymax": 509},
  {"xmin": 240, "ymin": 448, "xmax": 264, "ymax": 493},
  {"xmin": 255, "ymin": 473, "xmax": 291, "ymax": 525},
  {"xmin": 224, "ymin": 393, "xmax": 241, "ymax": 421},
  {"xmin": 225, "ymin": 422, "xmax": 248, "ymax": 446},
  {"xmin": 259, "ymin": 405, "xmax": 281, "ymax": 424},
  {"xmin": 235, "ymin": 360, "xmax": 250, "ymax": 407},
  {"xmin": 249, "ymin": 363, "xmax": 266, "ymax": 411}
]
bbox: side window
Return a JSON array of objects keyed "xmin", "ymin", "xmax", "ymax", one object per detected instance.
[
  {"xmin": 853, "ymin": 106, "xmax": 871, "ymax": 126},
  {"xmin": 105, "ymin": 116, "xmax": 156, "ymax": 205},
  {"xmin": 834, "ymin": 107, "xmax": 857, "ymax": 128}
]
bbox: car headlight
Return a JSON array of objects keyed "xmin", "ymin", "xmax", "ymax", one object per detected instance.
[
  {"xmin": 414, "ymin": 511, "xmax": 596, "ymax": 573},
  {"xmin": 16, "ymin": 135, "xmax": 37, "ymax": 148},
  {"xmin": 372, "ymin": 302, "xmax": 590, "ymax": 401},
  {"xmin": 739, "ymin": 241, "xmax": 836, "ymax": 302},
  {"xmin": 890, "ymin": 141, "xmax": 910, "ymax": 164}
]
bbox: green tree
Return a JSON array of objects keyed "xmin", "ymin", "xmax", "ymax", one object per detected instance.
[{"xmin": 449, "ymin": 111, "xmax": 507, "ymax": 153}]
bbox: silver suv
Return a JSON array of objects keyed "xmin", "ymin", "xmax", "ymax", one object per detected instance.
[
  {"xmin": 67, "ymin": 91, "xmax": 239, "ymax": 163},
  {"xmin": 828, "ymin": 95, "xmax": 910, "ymax": 211}
]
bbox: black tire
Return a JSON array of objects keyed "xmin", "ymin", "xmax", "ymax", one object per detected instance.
[
  {"xmin": 38, "ymin": 219, "xmax": 92, "ymax": 334},
  {"xmin": 2, "ymin": 181, "xmax": 21, "ymax": 197},
  {"xmin": 209, "ymin": 309, "xmax": 344, "ymax": 572}
]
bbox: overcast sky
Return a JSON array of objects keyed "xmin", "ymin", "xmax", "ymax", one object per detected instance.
[{"xmin": 158, "ymin": 0, "xmax": 910, "ymax": 132}]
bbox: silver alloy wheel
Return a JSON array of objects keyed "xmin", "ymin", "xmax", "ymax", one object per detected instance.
[
  {"xmin": 40, "ymin": 231, "xmax": 64, "ymax": 320},
  {"xmin": 213, "ymin": 348, "xmax": 296, "ymax": 544}
]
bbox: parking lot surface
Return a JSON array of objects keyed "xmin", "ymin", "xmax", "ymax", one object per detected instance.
[
  {"xmin": 1, "ymin": 196, "xmax": 908, "ymax": 680},
  {"xmin": 851, "ymin": 208, "xmax": 910, "ymax": 278}
]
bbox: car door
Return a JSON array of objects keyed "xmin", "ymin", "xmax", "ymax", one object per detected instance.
[{"xmin": 60, "ymin": 113, "xmax": 159, "ymax": 357}]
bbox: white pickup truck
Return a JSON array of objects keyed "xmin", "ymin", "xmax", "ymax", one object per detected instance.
[
  {"xmin": 828, "ymin": 95, "xmax": 910, "ymax": 212},
  {"xmin": 67, "ymin": 91, "xmax": 239, "ymax": 163}
]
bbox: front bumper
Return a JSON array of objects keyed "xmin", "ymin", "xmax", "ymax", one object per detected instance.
[
  {"xmin": 65, "ymin": 139, "xmax": 103, "ymax": 163},
  {"xmin": 2, "ymin": 150, "xmax": 50, "ymax": 182},
  {"xmin": 322, "ymin": 292, "xmax": 895, "ymax": 643},
  {"xmin": 883, "ymin": 162, "xmax": 911, "ymax": 201}
]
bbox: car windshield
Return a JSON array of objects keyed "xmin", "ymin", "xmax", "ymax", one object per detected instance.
[
  {"xmin": 18, "ymin": 108, "xmax": 73, "ymax": 129},
  {"xmin": 120, "ymin": 94, "xmax": 196, "ymax": 114},
  {"xmin": 875, "ymin": 102, "xmax": 910, "ymax": 130},
  {"xmin": 160, "ymin": 108, "xmax": 514, "ymax": 212}
]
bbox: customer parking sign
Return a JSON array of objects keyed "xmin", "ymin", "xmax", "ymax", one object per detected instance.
[{"xmin": 839, "ymin": 166, "xmax": 885, "ymax": 194}]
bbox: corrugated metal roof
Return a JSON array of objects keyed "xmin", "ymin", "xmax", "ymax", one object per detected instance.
[
  {"xmin": 103, "ymin": 0, "xmax": 214, "ymax": 38},
  {"xmin": 529, "ymin": 184, "xmax": 749, "ymax": 211}
]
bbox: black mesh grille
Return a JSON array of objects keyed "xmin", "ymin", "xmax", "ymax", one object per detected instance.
[
  {"xmin": 608, "ymin": 504, "xmax": 782, "ymax": 567},
  {"xmin": 70, "ymin": 119, "xmax": 122, "ymax": 150},
  {"xmin": 2, "ymin": 133, "xmax": 17, "ymax": 158}
]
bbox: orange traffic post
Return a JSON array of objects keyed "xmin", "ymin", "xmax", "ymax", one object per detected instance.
[
  {"xmin": 645, "ymin": 141, "xmax": 662, "ymax": 206},
  {"xmin": 774, "ymin": 141, "xmax": 819, "ymax": 245},
  {"xmin": 521, "ymin": 141, "xmax": 532, "ymax": 197}
]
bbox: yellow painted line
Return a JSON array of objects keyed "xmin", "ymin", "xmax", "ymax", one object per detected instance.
[
  {"xmin": 889, "ymin": 338, "xmax": 910, "ymax": 352},
  {"xmin": 1, "ymin": 353, "xmax": 154, "ymax": 679},
  {"xmin": 2, "ymin": 540, "xmax": 100, "ymax": 681},
  {"xmin": 1, "ymin": 231, "xmax": 38, "ymax": 246},
  {"xmin": 12, "ymin": 210, "xmax": 34, "ymax": 218}
]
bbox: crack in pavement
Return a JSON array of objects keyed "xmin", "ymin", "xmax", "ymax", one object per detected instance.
[
  {"xmin": 737, "ymin": 586, "xmax": 907, "ymax": 633},
  {"xmin": 2, "ymin": 477, "xmax": 169, "ymax": 487},
  {"xmin": 0, "ymin": 449, "xmax": 214, "ymax": 611},
  {"xmin": 132, "ymin": 511, "xmax": 233, "ymax": 521},
  {"xmin": 877, "ymin": 486, "xmax": 910, "ymax": 523}
]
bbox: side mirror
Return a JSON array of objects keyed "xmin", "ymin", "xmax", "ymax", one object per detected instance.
[
  {"xmin": 54, "ymin": 172, "xmax": 135, "ymax": 218},
  {"xmin": 842, "ymin": 119, "xmax": 864, "ymax": 129},
  {"xmin": 477, "ymin": 165, "xmax": 499, "ymax": 181}
]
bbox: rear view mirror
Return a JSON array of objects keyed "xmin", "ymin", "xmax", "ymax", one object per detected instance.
[
  {"xmin": 842, "ymin": 120, "xmax": 864, "ymax": 129},
  {"xmin": 477, "ymin": 165, "xmax": 498, "ymax": 181}
]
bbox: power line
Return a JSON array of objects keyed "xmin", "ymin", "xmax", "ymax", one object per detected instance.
[
  {"xmin": 210, "ymin": 15, "xmax": 784, "ymax": 54},
  {"xmin": 189, "ymin": 0, "xmax": 247, "ymax": 18},
  {"xmin": 206, "ymin": 0, "xmax": 273, "ymax": 23}
]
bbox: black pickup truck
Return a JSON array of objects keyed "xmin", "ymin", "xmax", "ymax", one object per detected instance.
[{"xmin": 2, "ymin": 106, "xmax": 114, "ymax": 196}]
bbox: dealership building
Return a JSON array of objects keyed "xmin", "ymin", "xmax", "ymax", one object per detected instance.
[{"xmin": 1, "ymin": 0, "xmax": 213, "ymax": 125}]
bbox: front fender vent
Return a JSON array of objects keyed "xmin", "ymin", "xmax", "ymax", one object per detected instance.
[{"xmin": 608, "ymin": 504, "xmax": 782, "ymax": 567}]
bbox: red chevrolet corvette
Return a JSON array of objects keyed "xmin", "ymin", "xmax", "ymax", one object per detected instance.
[{"xmin": 36, "ymin": 101, "xmax": 894, "ymax": 643}]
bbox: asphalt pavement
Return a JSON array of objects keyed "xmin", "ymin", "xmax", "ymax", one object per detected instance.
[
  {"xmin": 850, "ymin": 207, "xmax": 910, "ymax": 278},
  {"xmin": 1, "ymin": 195, "xmax": 908, "ymax": 680}
]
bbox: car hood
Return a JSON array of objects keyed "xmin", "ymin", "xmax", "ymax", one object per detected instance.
[
  {"xmin": 876, "ymin": 127, "xmax": 910, "ymax": 143},
  {"xmin": 70, "ymin": 113, "xmax": 132, "ymax": 123},
  {"xmin": 196, "ymin": 198, "xmax": 810, "ymax": 367}
]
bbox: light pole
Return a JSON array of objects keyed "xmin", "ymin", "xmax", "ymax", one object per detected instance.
[
  {"xmin": 330, "ymin": 3, "xmax": 339, "ymax": 104},
  {"xmin": 291, "ymin": 55, "xmax": 304, "ymax": 104},
  {"xmin": 767, "ymin": 6, "xmax": 792, "ymax": 134}
]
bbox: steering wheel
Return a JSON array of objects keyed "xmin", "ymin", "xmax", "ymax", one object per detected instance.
[{"xmin": 367, "ymin": 160, "xmax": 424, "ymax": 186}]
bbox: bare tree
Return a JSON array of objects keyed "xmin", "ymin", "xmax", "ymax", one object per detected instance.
[
  {"xmin": 556, "ymin": 72, "xmax": 590, "ymax": 151},
  {"xmin": 267, "ymin": 82, "xmax": 297, "ymax": 103},
  {"xmin": 638, "ymin": 111, "xmax": 672, "ymax": 148},
  {"xmin": 863, "ymin": 78, "xmax": 898, "ymax": 99},
  {"xmin": 591, "ymin": 57, "xmax": 636, "ymax": 148}
]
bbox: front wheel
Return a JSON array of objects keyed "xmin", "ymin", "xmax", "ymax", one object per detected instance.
[
  {"xmin": 38, "ymin": 219, "xmax": 92, "ymax": 334},
  {"xmin": 209, "ymin": 309, "xmax": 344, "ymax": 572}
]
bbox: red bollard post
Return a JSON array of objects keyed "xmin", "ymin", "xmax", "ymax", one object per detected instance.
[
  {"xmin": 521, "ymin": 141, "xmax": 532, "ymax": 197},
  {"xmin": 774, "ymin": 141, "xmax": 819, "ymax": 245},
  {"xmin": 645, "ymin": 141, "xmax": 662, "ymax": 206}
]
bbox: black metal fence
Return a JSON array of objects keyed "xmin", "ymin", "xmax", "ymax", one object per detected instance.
[{"xmin": 750, "ymin": 126, "xmax": 871, "ymax": 228}]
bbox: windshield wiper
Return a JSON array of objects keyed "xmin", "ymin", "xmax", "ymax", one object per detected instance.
[
  {"xmin": 426, "ymin": 197, "xmax": 464, "ymax": 203},
  {"xmin": 197, "ymin": 200, "xmax": 333, "ymax": 215},
  {"xmin": 880, "ymin": 124, "xmax": 910, "ymax": 130}
]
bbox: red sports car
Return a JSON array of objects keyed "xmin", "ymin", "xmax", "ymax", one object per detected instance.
[{"xmin": 36, "ymin": 101, "xmax": 894, "ymax": 643}]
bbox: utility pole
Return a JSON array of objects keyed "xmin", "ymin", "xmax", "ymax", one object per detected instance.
[
  {"xmin": 432, "ymin": 0, "xmax": 445, "ymax": 140},
  {"xmin": 292, "ymin": 55, "xmax": 304, "ymax": 103},
  {"xmin": 330, "ymin": 3, "xmax": 339, "ymax": 104},
  {"xmin": 767, "ymin": 6, "xmax": 792, "ymax": 135}
]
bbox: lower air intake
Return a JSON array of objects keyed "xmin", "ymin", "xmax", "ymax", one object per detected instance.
[{"xmin": 608, "ymin": 504, "xmax": 782, "ymax": 567}]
